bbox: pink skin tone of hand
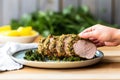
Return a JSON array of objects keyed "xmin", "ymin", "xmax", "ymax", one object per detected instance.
[{"xmin": 78, "ymin": 24, "xmax": 120, "ymax": 47}]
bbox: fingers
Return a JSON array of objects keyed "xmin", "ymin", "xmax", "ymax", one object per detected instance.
[
  {"xmin": 89, "ymin": 38, "xmax": 105, "ymax": 47},
  {"xmin": 79, "ymin": 31, "xmax": 94, "ymax": 39},
  {"xmin": 81, "ymin": 27, "xmax": 93, "ymax": 33},
  {"xmin": 95, "ymin": 42, "xmax": 105, "ymax": 47},
  {"xmin": 78, "ymin": 27, "xmax": 96, "ymax": 39},
  {"xmin": 78, "ymin": 24, "xmax": 102, "ymax": 39}
]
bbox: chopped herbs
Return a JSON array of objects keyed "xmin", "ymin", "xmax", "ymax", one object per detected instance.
[{"xmin": 24, "ymin": 49, "xmax": 86, "ymax": 61}]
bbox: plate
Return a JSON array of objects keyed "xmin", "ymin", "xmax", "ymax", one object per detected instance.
[{"xmin": 10, "ymin": 49, "xmax": 104, "ymax": 68}]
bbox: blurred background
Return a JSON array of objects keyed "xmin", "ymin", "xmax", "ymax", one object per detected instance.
[{"xmin": 0, "ymin": 0, "xmax": 120, "ymax": 36}]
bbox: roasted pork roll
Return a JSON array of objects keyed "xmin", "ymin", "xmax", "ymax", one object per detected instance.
[{"xmin": 38, "ymin": 34, "xmax": 96, "ymax": 59}]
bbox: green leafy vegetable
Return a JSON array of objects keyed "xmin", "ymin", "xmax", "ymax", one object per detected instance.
[
  {"xmin": 24, "ymin": 49, "xmax": 85, "ymax": 61},
  {"xmin": 11, "ymin": 5, "xmax": 119, "ymax": 37}
]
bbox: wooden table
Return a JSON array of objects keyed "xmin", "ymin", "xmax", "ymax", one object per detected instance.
[{"xmin": 1, "ymin": 45, "xmax": 120, "ymax": 80}]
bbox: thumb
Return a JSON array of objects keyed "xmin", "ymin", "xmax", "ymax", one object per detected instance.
[{"xmin": 78, "ymin": 32, "xmax": 93, "ymax": 39}]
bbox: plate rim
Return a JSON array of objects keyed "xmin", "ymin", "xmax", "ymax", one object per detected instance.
[
  {"xmin": 10, "ymin": 49, "xmax": 104, "ymax": 68},
  {"xmin": 10, "ymin": 49, "xmax": 104, "ymax": 63}
]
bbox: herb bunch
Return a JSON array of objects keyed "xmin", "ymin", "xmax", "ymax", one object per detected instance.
[{"xmin": 11, "ymin": 6, "xmax": 119, "ymax": 37}]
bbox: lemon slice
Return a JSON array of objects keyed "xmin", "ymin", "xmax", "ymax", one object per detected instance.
[
  {"xmin": 0, "ymin": 30, "xmax": 20, "ymax": 36},
  {"xmin": 17, "ymin": 26, "xmax": 32, "ymax": 36},
  {"xmin": 0, "ymin": 25, "xmax": 11, "ymax": 32}
]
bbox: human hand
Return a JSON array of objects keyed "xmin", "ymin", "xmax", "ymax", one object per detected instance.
[{"xmin": 78, "ymin": 24, "xmax": 120, "ymax": 47}]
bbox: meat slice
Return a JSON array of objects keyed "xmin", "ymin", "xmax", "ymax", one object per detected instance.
[
  {"xmin": 73, "ymin": 40, "xmax": 96, "ymax": 59},
  {"xmin": 38, "ymin": 37, "xmax": 45, "ymax": 54},
  {"xmin": 43, "ymin": 35, "xmax": 51, "ymax": 55},
  {"xmin": 56, "ymin": 34, "xmax": 68, "ymax": 57},
  {"xmin": 49, "ymin": 36, "xmax": 58, "ymax": 56},
  {"xmin": 64, "ymin": 34, "xmax": 77, "ymax": 56}
]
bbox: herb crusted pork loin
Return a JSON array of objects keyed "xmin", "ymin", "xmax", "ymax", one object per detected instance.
[{"xmin": 38, "ymin": 34, "xmax": 97, "ymax": 59}]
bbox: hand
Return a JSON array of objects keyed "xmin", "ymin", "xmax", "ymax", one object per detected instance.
[{"xmin": 78, "ymin": 24, "xmax": 120, "ymax": 47}]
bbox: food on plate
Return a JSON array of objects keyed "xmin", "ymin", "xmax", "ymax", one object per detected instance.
[
  {"xmin": 38, "ymin": 34, "xmax": 96, "ymax": 59},
  {"xmin": 24, "ymin": 34, "xmax": 97, "ymax": 61},
  {"xmin": 0, "ymin": 25, "xmax": 38, "ymax": 37}
]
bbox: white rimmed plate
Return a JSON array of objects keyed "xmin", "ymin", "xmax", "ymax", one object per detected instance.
[{"xmin": 10, "ymin": 49, "xmax": 104, "ymax": 68}]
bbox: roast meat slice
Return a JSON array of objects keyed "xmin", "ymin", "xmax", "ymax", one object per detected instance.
[
  {"xmin": 64, "ymin": 34, "xmax": 79, "ymax": 56},
  {"xmin": 73, "ymin": 40, "xmax": 97, "ymax": 59},
  {"xmin": 38, "ymin": 37, "xmax": 45, "ymax": 54},
  {"xmin": 56, "ymin": 34, "xmax": 67, "ymax": 57},
  {"xmin": 49, "ymin": 36, "xmax": 58, "ymax": 56},
  {"xmin": 43, "ymin": 35, "xmax": 51, "ymax": 55}
]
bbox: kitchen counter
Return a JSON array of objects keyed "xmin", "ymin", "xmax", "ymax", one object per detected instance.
[{"xmin": 1, "ymin": 45, "xmax": 120, "ymax": 80}]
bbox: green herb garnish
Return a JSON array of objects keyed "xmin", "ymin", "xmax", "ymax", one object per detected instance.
[{"xmin": 24, "ymin": 49, "xmax": 86, "ymax": 61}]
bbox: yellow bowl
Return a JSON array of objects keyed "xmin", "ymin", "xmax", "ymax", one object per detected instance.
[{"xmin": 0, "ymin": 32, "xmax": 39, "ymax": 43}]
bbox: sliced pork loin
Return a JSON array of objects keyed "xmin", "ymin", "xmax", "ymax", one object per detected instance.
[
  {"xmin": 49, "ymin": 36, "xmax": 58, "ymax": 56},
  {"xmin": 64, "ymin": 34, "xmax": 77, "ymax": 56},
  {"xmin": 38, "ymin": 34, "xmax": 97, "ymax": 59},
  {"xmin": 38, "ymin": 37, "xmax": 45, "ymax": 54},
  {"xmin": 56, "ymin": 34, "xmax": 67, "ymax": 57},
  {"xmin": 73, "ymin": 40, "xmax": 96, "ymax": 59}
]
